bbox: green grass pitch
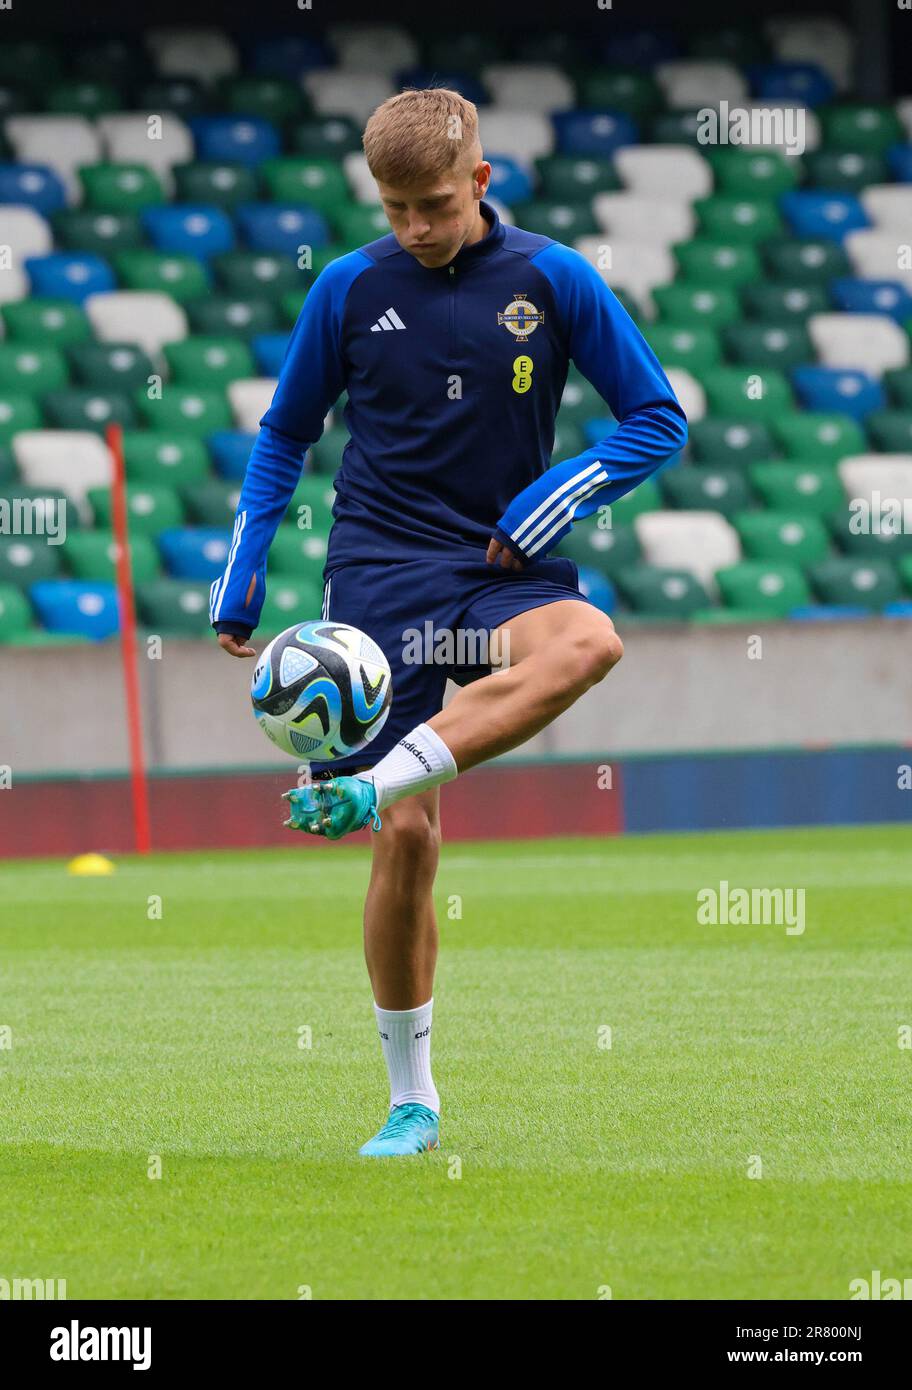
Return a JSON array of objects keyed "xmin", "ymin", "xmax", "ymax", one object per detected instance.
[{"xmin": 1, "ymin": 823, "xmax": 910, "ymax": 1300}]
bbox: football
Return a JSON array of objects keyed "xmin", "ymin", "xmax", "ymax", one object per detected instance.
[{"xmin": 251, "ymin": 620, "xmax": 392, "ymax": 762}]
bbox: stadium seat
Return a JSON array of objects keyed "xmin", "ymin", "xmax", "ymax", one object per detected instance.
[
  {"xmin": 763, "ymin": 238, "xmax": 850, "ymax": 283},
  {"xmin": 79, "ymin": 163, "xmax": 165, "ymax": 213},
  {"xmin": 88, "ymin": 482, "xmax": 185, "ymax": 536},
  {"xmin": 0, "ymin": 207, "xmax": 53, "ymax": 264},
  {"xmin": 42, "ymin": 389, "xmax": 136, "ymax": 434},
  {"xmin": 29, "ymin": 578, "xmax": 119, "ymax": 638},
  {"xmin": 749, "ymin": 462, "xmax": 845, "ymax": 517},
  {"xmin": 866, "ymin": 412, "xmax": 912, "ymax": 452},
  {"xmin": 734, "ymin": 510, "xmax": 831, "ymax": 565},
  {"xmin": 556, "ymin": 519, "xmax": 641, "ymax": 577},
  {"xmin": 829, "ymin": 510, "xmax": 912, "ymax": 559},
  {"xmin": 0, "ymin": 535, "xmax": 62, "ymax": 587},
  {"xmin": 97, "ymin": 114, "xmax": 194, "ymax": 195},
  {"xmin": 474, "ymin": 110, "xmax": 553, "ymax": 166},
  {"xmin": 749, "ymin": 61, "xmax": 834, "ymax": 107},
  {"xmin": 63, "ymin": 531, "xmax": 159, "ymax": 583},
  {"xmin": 655, "ymin": 59, "xmax": 747, "ymax": 109},
  {"xmin": 309, "ymin": 427, "xmax": 348, "ymax": 476},
  {"xmin": 575, "ymin": 238, "xmax": 674, "ymax": 317},
  {"xmin": 716, "ymin": 560, "xmax": 811, "ymax": 617},
  {"xmin": 722, "ymin": 323, "xmax": 812, "ymax": 369},
  {"xmin": 135, "ymin": 577, "xmax": 213, "ymax": 636},
  {"xmin": 268, "ymin": 523, "xmax": 328, "ymax": 577},
  {"xmin": 0, "ymin": 163, "xmax": 66, "ymax": 215},
  {"xmin": 212, "ymin": 251, "xmax": 304, "ymax": 301},
  {"xmin": 163, "ymin": 335, "xmax": 256, "ymax": 386},
  {"xmin": 791, "ymin": 367, "xmax": 885, "ymax": 420},
  {"xmin": 5, "ymin": 115, "xmax": 101, "ymax": 202},
  {"xmin": 25, "ymin": 253, "xmax": 116, "ymax": 305},
  {"xmin": 481, "ymin": 63, "xmax": 575, "ymax": 112},
  {"xmin": 535, "ymin": 156, "xmax": 618, "ymax": 201},
  {"xmin": 700, "ymin": 367, "xmax": 793, "ymax": 421},
  {"xmin": 234, "ymin": 204, "xmax": 329, "ymax": 256},
  {"xmin": 122, "ymin": 432, "xmax": 211, "ymax": 485},
  {"xmin": 303, "ymin": 71, "xmax": 395, "ymax": 125},
  {"xmin": 330, "ymin": 204, "xmax": 391, "ymax": 247},
  {"xmin": 227, "ymin": 379, "xmax": 275, "ymax": 432},
  {"xmin": 114, "ymin": 249, "xmax": 210, "ymax": 302},
  {"xmin": 615, "ymin": 564, "xmax": 710, "ymax": 619},
  {"xmin": 845, "ymin": 229, "xmax": 912, "ymax": 286},
  {"xmin": 0, "ymin": 344, "xmax": 68, "ymax": 396},
  {"xmin": 653, "ymin": 284, "xmax": 741, "ymax": 330},
  {"xmin": 84, "ymin": 291, "xmax": 188, "ymax": 357},
  {"xmin": 593, "ymin": 194, "xmax": 694, "ymax": 247},
  {"xmin": 771, "ymin": 411, "xmax": 866, "ymax": 462},
  {"xmin": 147, "ymin": 27, "xmax": 239, "ymax": 84},
  {"xmin": 173, "ymin": 161, "xmax": 258, "ymax": 209},
  {"xmin": 208, "ymin": 431, "xmax": 256, "ymax": 480},
  {"xmin": 614, "ymin": 145, "xmax": 712, "ymax": 199},
  {"xmin": 804, "ymin": 149, "xmax": 887, "ymax": 191},
  {"xmin": 258, "ymin": 576, "xmax": 325, "ymax": 634},
  {"xmin": 139, "ymin": 78, "xmax": 210, "ymax": 121},
  {"xmin": 576, "ymin": 70, "xmax": 660, "ymax": 119},
  {"xmin": 0, "ymin": 393, "xmax": 43, "ymax": 442},
  {"xmin": 807, "ymin": 314, "xmax": 909, "ymax": 378},
  {"xmin": 767, "ymin": 17, "xmax": 853, "ymax": 91},
  {"xmin": 740, "ymin": 282, "xmax": 828, "ymax": 325},
  {"xmin": 828, "ymin": 278, "xmax": 912, "ymax": 322},
  {"xmin": 327, "ymin": 23, "xmax": 418, "ymax": 73},
  {"xmin": 837, "ymin": 453, "xmax": 912, "ymax": 508},
  {"xmin": 707, "ymin": 147, "xmax": 800, "ymax": 198},
  {"xmin": 290, "ymin": 116, "xmax": 363, "ymax": 160},
  {"xmin": 68, "ymin": 343, "xmax": 154, "ymax": 392},
  {"xmin": 250, "ymin": 35, "xmax": 332, "ymax": 80},
  {"xmin": 0, "ymin": 582, "xmax": 35, "ymax": 640},
  {"xmin": 634, "ymin": 510, "xmax": 740, "ymax": 592},
  {"xmin": 52, "ymin": 210, "xmax": 145, "ymax": 256},
  {"xmin": 180, "ymin": 479, "xmax": 241, "ymax": 527},
  {"xmin": 157, "ymin": 526, "xmax": 232, "ymax": 581},
  {"xmin": 12, "ymin": 430, "xmax": 112, "ymax": 515},
  {"xmin": 217, "ymin": 75, "xmax": 305, "ymax": 125},
  {"xmin": 674, "ymin": 240, "xmax": 761, "ymax": 289},
  {"xmin": 185, "ymin": 295, "xmax": 279, "ymax": 337},
  {"xmin": 251, "ymin": 333, "xmax": 289, "ymax": 377},
  {"xmin": 664, "ymin": 369, "xmax": 706, "ymax": 424},
  {"xmin": 140, "ymin": 205, "xmax": 235, "ymax": 258},
  {"xmin": 643, "ymin": 326, "xmax": 720, "ymax": 374},
  {"xmin": 507, "ymin": 199, "xmax": 598, "ymax": 241},
  {"xmin": 135, "ymin": 386, "xmax": 233, "ymax": 437},
  {"xmin": 688, "ymin": 419, "xmax": 776, "ymax": 466},
  {"xmin": 1, "ymin": 296, "xmax": 90, "ymax": 347},
  {"xmin": 695, "ymin": 195, "xmax": 783, "ymax": 245},
  {"xmin": 780, "ymin": 191, "xmax": 868, "ymax": 243},
  {"xmin": 552, "ymin": 112, "xmax": 638, "ymax": 159},
  {"xmin": 808, "ymin": 557, "xmax": 900, "ymax": 609},
  {"xmin": 819, "ymin": 102, "xmax": 904, "ymax": 153},
  {"xmin": 574, "ymin": 565, "xmax": 616, "ymax": 616},
  {"xmin": 885, "ymin": 368, "xmax": 912, "ymax": 409},
  {"xmin": 188, "ymin": 115, "xmax": 281, "ymax": 169},
  {"xmin": 661, "ymin": 465, "xmax": 753, "ymax": 517}
]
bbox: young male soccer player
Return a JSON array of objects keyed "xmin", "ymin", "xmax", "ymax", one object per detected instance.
[{"xmin": 211, "ymin": 89, "xmax": 687, "ymax": 1157}]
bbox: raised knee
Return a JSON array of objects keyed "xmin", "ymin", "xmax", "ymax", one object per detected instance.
[
  {"xmin": 565, "ymin": 623, "xmax": 623, "ymax": 688},
  {"xmin": 378, "ymin": 801, "xmax": 441, "ymax": 862}
]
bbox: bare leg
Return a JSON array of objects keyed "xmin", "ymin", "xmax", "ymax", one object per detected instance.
[{"xmin": 363, "ymin": 787, "xmax": 441, "ymax": 1010}]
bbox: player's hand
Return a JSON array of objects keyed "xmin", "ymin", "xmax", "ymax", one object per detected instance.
[
  {"xmin": 218, "ymin": 632, "xmax": 256, "ymax": 658},
  {"xmin": 486, "ymin": 536, "xmax": 524, "ymax": 571}
]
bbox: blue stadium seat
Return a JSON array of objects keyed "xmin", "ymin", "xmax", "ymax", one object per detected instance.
[
  {"xmin": 747, "ymin": 62, "xmax": 834, "ymax": 107},
  {"xmin": 883, "ymin": 599, "xmax": 912, "ymax": 618},
  {"xmin": 235, "ymin": 203, "xmax": 330, "ymax": 254},
  {"xmin": 29, "ymin": 579, "xmax": 119, "ymax": 638},
  {"xmin": 602, "ymin": 29, "xmax": 679, "ymax": 67},
  {"xmin": 829, "ymin": 278, "xmax": 912, "ymax": 322},
  {"xmin": 575, "ymin": 564, "xmax": 616, "ymax": 616},
  {"xmin": 251, "ymin": 332, "xmax": 289, "ymax": 376},
  {"xmin": 189, "ymin": 115, "xmax": 281, "ymax": 167},
  {"xmin": 0, "ymin": 163, "xmax": 66, "ymax": 213},
  {"xmin": 141, "ymin": 205, "xmax": 235, "ymax": 258},
  {"xmin": 887, "ymin": 145, "xmax": 912, "ymax": 183},
  {"xmin": 249, "ymin": 36, "xmax": 332, "ymax": 77},
  {"xmin": 25, "ymin": 252, "xmax": 116, "ymax": 304},
  {"xmin": 552, "ymin": 111, "xmax": 638, "ymax": 156},
  {"xmin": 485, "ymin": 155, "xmax": 533, "ymax": 206},
  {"xmin": 791, "ymin": 366, "xmax": 886, "ymax": 420},
  {"xmin": 779, "ymin": 191, "xmax": 869, "ymax": 243},
  {"xmin": 208, "ymin": 430, "xmax": 256, "ymax": 480},
  {"xmin": 158, "ymin": 527, "xmax": 232, "ymax": 580}
]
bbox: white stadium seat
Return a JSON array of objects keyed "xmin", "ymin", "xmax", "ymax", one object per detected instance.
[
  {"xmin": 343, "ymin": 152, "xmax": 381, "ymax": 206},
  {"xmin": 481, "ymin": 64, "xmax": 576, "ymax": 112},
  {"xmin": 613, "ymin": 145, "xmax": 713, "ymax": 200},
  {"xmin": 0, "ymin": 263, "xmax": 28, "ymax": 306},
  {"xmin": 573, "ymin": 236, "xmax": 674, "ymax": 316},
  {"xmin": 844, "ymin": 230, "xmax": 912, "ymax": 287},
  {"xmin": 592, "ymin": 193, "xmax": 695, "ymax": 247},
  {"xmin": 837, "ymin": 455, "xmax": 912, "ymax": 507},
  {"xmin": 84, "ymin": 291, "xmax": 188, "ymax": 358},
  {"xmin": 326, "ymin": 25, "xmax": 419, "ymax": 73},
  {"xmin": 97, "ymin": 113, "xmax": 194, "ymax": 195},
  {"xmin": 0, "ymin": 207, "xmax": 53, "ymax": 265},
  {"xmin": 4, "ymin": 116, "xmax": 102, "ymax": 204},
  {"xmin": 303, "ymin": 71, "xmax": 396, "ymax": 126},
  {"xmin": 655, "ymin": 60, "xmax": 749, "ymax": 111},
  {"xmin": 634, "ymin": 511, "xmax": 741, "ymax": 594},
  {"xmin": 146, "ymin": 28, "xmax": 238, "ymax": 84},
  {"xmin": 808, "ymin": 313, "xmax": 910, "ymax": 377},
  {"xmin": 860, "ymin": 185, "xmax": 912, "ymax": 232},
  {"xmin": 12, "ymin": 431, "xmax": 113, "ymax": 522},
  {"xmin": 475, "ymin": 110, "xmax": 554, "ymax": 165},
  {"xmin": 665, "ymin": 368, "xmax": 706, "ymax": 425},
  {"xmin": 228, "ymin": 378, "xmax": 278, "ymax": 433},
  {"xmin": 766, "ymin": 17, "xmax": 854, "ymax": 93}
]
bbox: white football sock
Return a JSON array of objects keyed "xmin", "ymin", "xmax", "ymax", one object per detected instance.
[
  {"xmin": 373, "ymin": 998, "xmax": 440, "ymax": 1114},
  {"xmin": 358, "ymin": 722, "xmax": 457, "ymax": 810}
]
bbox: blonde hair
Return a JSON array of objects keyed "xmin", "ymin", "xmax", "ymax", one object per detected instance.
[{"xmin": 362, "ymin": 87, "xmax": 482, "ymax": 187}]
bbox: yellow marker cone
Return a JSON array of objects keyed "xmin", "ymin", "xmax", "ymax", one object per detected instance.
[{"xmin": 67, "ymin": 853, "xmax": 116, "ymax": 876}]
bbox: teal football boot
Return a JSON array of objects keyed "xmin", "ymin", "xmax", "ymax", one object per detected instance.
[
  {"xmin": 359, "ymin": 1102, "xmax": 440, "ymax": 1157},
  {"xmin": 283, "ymin": 777, "xmax": 382, "ymax": 840}
]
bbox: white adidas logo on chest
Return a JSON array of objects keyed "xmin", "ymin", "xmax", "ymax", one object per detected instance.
[{"xmin": 370, "ymin": 307, "xmax": 407, "ymax": 332}]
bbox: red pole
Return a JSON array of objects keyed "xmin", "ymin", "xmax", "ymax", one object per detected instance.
[{"xmin": 107, "ymin": 422, "xmax": 151, "ymax": 854}]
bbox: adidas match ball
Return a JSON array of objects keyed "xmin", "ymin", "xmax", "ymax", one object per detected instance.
[{"xmin": 251, "ymin": 620, "xmax": 392, "ymax": 762}]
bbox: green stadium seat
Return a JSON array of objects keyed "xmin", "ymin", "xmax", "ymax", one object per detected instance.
[
  {"xmin": 615, "ymin": 565, "xmax": 709, "ymax": 619},
  {"xmin": 749, "ymin": 462, "xmax": 845, "ymax": 518},
  {"xmin": 330, "ymin": 205, "xmax": 393, "ymax": 247},
  {"xmin": 173, "ymin": 162, "xmax": 259, "ymax": 209},
  {"xmin": 122, "ymin": 432, "xmax": 211, "ymax": 486},
  {"xmin": 763, "ymin": 239, "xmax": 850, "ymax": 284},
  {"xmin": 809, "ymin": 557, "xmax": 901, "ymax": 609},
  {"xmin": 0, "ymin": 582, "xmax": 35, "ymax": 639},
  {"xmin": 258, "ymin": 576, "xmax": 325, "ymax": 634},
  {"xmin": 217, "ymin": 76, "xmax": 305, "ymax": 124},
  {"xmin": 52, "ymin": 209, "xmax": 145, "ymax": 254},
  {"xmin": 653, "ymin": 284, "xmax": 741, "ymax": 329},
  {"xmin": 180, "ymin": 479, "xmax": 241, "ymax": 527},
  {"xmin": 884, "ymin": 368, "xmax": 912, "ymax": 409},
  {"xmin": 0, "ymin": 393, "xmax": 42, "ymax": 442},
  {"xmin": 734, "ymin": 511, "xmax": 831, "ymax": 565},
  {"xmin": 288, "ymin": 475, "xmax": 335, "ymax": 533},
  {"xmin": 268, "ymin": 524, "xmax": 328, "ymax": 579},
  {"xmin": 706, "ymin": 148, "xmax": 799, "ymax": 198},
  {"xmin": 67, "ymin": 342, "xmax": 154, "ymax": 392},
  {"xmin": 88, "ymin": 483, "xmax": 185, "ymax": 537},
  {"xmin": 42, "ymin": 389, "xmax": 137, "ymax": 433},
  {"xmin": 559, "ymin": 374, "xmax": 606, "ymax": 425},
  {"xmin": 0, "ymin": 40, "xmax": 63, "ymax": 85},
  {"xmin": 661, "ymin": 465, "xmax": 753, "ymax": 517},
  {"xmin": 819, "ymin": 103, "xmax": 903, "ymax": 154},
  {"xmin": 46, "ymin": 79, "xmax": 121, "ymax": 117},
  {"xmin": 576, "ymin": 70, "xmax": 660, "ymax": 118},
  {"xmin": 511, "ymin": 201, "xmax": 599, "ymax": 240},
  {"xmin": 260, "ymin": 157, "xmax": 349, "ymax": 213},
  {"xmin": 688, "ymin": 418, "xmax": 775, "ymax": 465},
  {"xmin": 552, "ymin": 419, "xmax": 587, "ymax": 458},
  {"xmin": 721, "ymin": 322, "xmax": 813, "ymax": 369},
  {"xmin": 163, "ymin": 336, "xmax": 256, "ymax": 387},
  {"xmin": 740, "ymin": 282, "xmax": 830, "ymax": 323},
  {"xmin": 1, "ymin": 298, "xmax": 91, "ymax": 347},
  {"xmin": 63, "ymin": 531, "xmax": 159, "ymax": 583},
  {"xmin": 79, "ymin": 163, "xmax": 166, "ymax": 213},
  {"xmin": 212, "ymin": 251, "xmax": 305, "ymax": 301},
  {"xmin": 675, "ymin": 240, "xmax": 761, "ymax": 288},
  {"xmin": 534, "ymin": 155, "xmax": 619, "ymax": 200},
  {"xmin": 829, "ymin": 511, "xmax": 912, "ymax": 559},
  {"xmin": 136, "ymin": 578, "xmax": 213, "ymax": 636},
  {"xmin": 281, "ymin": 290, "xmax": 307, "ymax": 326},
  {"xmin": 555, "ymin": 520, "xmax": 640, "ymax": 577},
  {"xmin": 114, "ymin": 250, "xmax": 209, "ymax": 302},
  {"xmin": 645, "ymin": 324, "xmax": 721, "ymax": 372},
  {"xmin": 771, "ymin": 413, "xmax": 866, "ymax": 463},
  {"xmin": 865, "ymin": 411, "xmax": 912, "ymax": 453},
  {"xmin": 716, "ymin": 560, "xmax": 811, "ymax": 617},
  {"xmin": 899, "ymin": 554, "xmax": 912, "ymax": 595},
  {"xmin": 699, "ymin": 367, "xmax": 792, "ymax": 421},
  {"xmin": 309, "ymin": 427, "xmax": 349, "ymax": 475},
  {"xmin": 804, "ymin": 150, "xmax": 889, "ymax": 192},
  {"xmin": 134, "ymin": 386, "xmax": 233, "ymax": 437},
  {"xmin": 185, "ymin": 297, "xmax": 280, "ymax": 337},
  {"xmin": 290, "ymin": 116, "xmax": 363, "ymax": 159},
  {"xmin": 0, "ymin": 344, "xmax": 68, "ymax": 396},
  {"xmin": 0, "ymin": 535, "xmax": 62, "ymax": 588},
  {"xmin": 0, "ymin": 443, "xmax": 15, "ymax": 483},
  {"xmin": 650, "ymin": 111, "xmax": 706, "ymax": 146},
  {"xmin": 694, "ymin": 196, "xmax": 783, "ymax": 244},
  {"xmin": 138, "ymin": 78, "xmax": 210, "ymax": 120},
  {"xmin": 605, "ymin": 477, "xmax": 661, "ymax": 524}
]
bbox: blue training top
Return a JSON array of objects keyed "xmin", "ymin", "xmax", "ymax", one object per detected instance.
[{"xmin": 210, "ymin": 200, "xmax": 687, "ymax": 636}]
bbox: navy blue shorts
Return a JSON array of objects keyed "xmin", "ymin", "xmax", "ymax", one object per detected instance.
[{"xmin": 308, "ymin": 552, "xmax": 588, "ymax": 775}]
